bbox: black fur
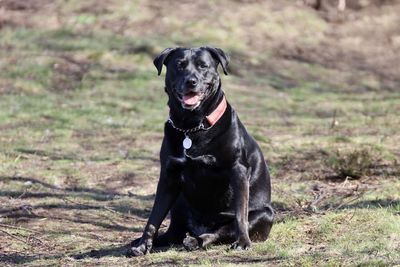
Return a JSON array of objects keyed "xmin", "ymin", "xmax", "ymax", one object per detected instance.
[{"xmin": 127, "ymin": 47, "xmax": 273, "ymax": 257}]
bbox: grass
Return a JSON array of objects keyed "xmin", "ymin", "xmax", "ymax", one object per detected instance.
[{"xmin": 1, "ymin": 0, "xmax": 400, "ymax": 266}]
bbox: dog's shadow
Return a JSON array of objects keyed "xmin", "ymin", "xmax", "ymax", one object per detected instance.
[
  {"xmin": 72, "ymin": 244, "xmax": 130, "ymax": 259},
  {"xmin": 72, "ymin": 244, "xmax": 176, "ymax": 260}
]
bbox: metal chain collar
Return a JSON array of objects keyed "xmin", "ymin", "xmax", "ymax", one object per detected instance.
[{"xmin": 167, "ymin": 117, "xmax": 213, "ymax": 133}]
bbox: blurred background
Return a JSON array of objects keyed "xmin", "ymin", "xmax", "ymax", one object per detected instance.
[{"xmin": 0, "ymin": 0, "xmax": 399, "ymax": 265}]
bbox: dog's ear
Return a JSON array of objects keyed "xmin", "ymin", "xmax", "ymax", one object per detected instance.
[
  {"xmin": 204, "ymin": 47, "xmax": 230, "ymax": 75},
  {"xmin": 153, "ymin": 48, "xmax": 177, "ymax": 76}
]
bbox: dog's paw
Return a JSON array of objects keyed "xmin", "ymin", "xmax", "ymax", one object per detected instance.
[
  {"xmin": 126, "ymin": 246, "xmax": 144, "ymax": 257},
  {"xmin": 183, "ymin": 233, "xmax": 200, "ymax": 251},
  {"xmin": 126, "ymin": 241, "xmax": 152, "ymax": 257},
  {"xmin": 230, "ymin": 238, "xmax": 251, "ymax": 251}
]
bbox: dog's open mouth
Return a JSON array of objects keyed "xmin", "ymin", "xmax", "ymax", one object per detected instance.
[
  {"xmin": 182, "ymin": 92, "xmax": 200, "ymax": 105},
  {"xmin": 179, "ymin": 91, "xmax": 203, "ymax": 109}
]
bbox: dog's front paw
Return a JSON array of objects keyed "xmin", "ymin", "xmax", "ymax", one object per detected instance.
[
  {"xmin": 230, "ymin": 238, "xmax": 251, "ymax": 250},
  {"xmin": 126, "ymin": 240, "xmax": 152, "ymax": 257},
  {"xmin": 183, "ymin": 233, "xmax": 200, "ymax": 251}
]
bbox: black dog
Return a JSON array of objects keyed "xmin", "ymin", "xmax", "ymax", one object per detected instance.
[{"xmin": 128, "ymin": 47, "xmax": 274, "ymax": 256}]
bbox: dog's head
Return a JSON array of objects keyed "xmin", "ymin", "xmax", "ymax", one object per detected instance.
[{"xmin": 154, "ymin": 47, "xmax": 229, "ymax": 110}]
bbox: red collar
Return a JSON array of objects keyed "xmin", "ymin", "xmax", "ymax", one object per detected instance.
[
  {"xmin": 167, "ymin": 96, "xmax": 228, "ymax": 133},
  {"xmin": 206, "ymin": 95, "xmax": 227, "ymax": 126}
]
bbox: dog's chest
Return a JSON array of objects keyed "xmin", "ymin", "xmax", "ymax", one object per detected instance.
[
  {"xmin": 179, "ymin": 151, "xmax": 234, "ymax": 209},
  {"xmin": 182, "ymin": 168, "xmax": 233, "ymax": 212}
]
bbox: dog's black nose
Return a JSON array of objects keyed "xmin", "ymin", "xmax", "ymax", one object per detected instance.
[{"xmin": 186, "ymin": 77, "xmax": 198, "ymax": 87}]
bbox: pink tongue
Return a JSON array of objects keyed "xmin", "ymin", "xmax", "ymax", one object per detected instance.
[{"xmin": 182, "ymin": 94, "xmax": 199, "ymax": 105}]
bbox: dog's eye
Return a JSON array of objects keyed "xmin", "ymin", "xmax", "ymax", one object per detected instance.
[{"xmin": 198, "ymin": 62, "xmax": 208, "ymax": 69}]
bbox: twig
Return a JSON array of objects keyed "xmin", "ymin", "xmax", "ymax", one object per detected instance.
[
  {"xmin": 334, "ymin": 194, "xmax": 363, "ymax": 210},
  {"xmin": 330, "ymin": 109, "xmax": 338, "ymax": 129},
  {"xmin": 348, "ymin": 209, "xmax": 357, "ymax": 221},
  {"xmin": 16, "ymin": 190, "xmax": 27, "ymax": 199},
  {"xmin": 308, "ymin": 190, "xmax": 328, "ymax": 212}
]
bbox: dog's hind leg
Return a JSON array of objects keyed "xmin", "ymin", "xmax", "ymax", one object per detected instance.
[
  {"xmin": 153, "ymin": 227, "xmax": 186, "ymax": 247},
  {"xmin": 183, "ymin": 205, "xmax": 274, "ymax": 251},
  {"xmin": 248, "ymin": 204, "xmax": 274, "ymax": 241}
]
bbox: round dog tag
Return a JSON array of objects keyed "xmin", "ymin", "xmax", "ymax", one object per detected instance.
[{"xmin": 183, "ymin": 136, "xmax": 192, "ymax": 149}]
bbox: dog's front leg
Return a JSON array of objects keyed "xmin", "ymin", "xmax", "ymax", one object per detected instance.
[
  {"xmin": 230, "ymin": 164, "xmax": 251, "ymax": 250},
  {"xmin": 128, "ymin": 170, "xmax": 179, "ymax": 257}
]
